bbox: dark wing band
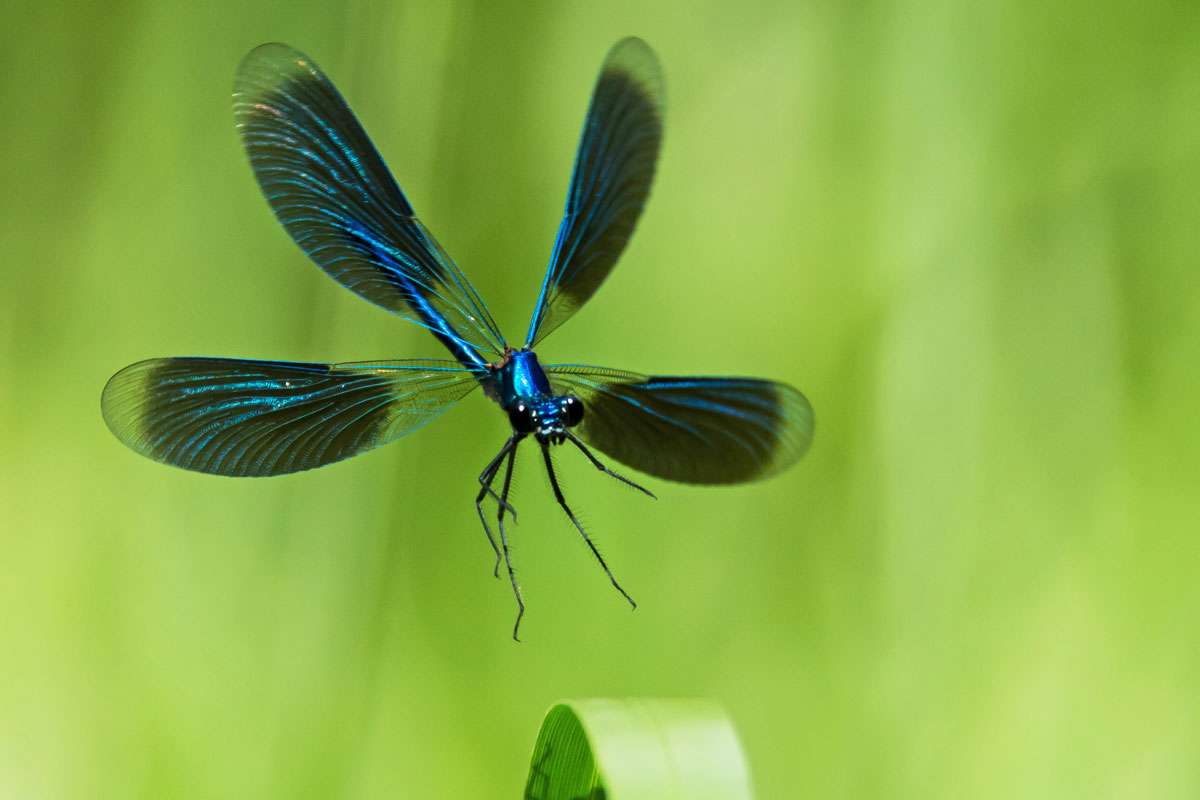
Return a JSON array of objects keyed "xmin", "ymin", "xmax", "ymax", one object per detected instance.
[
  {"xmin": 524, "ymin": 38, "xmax": 665, "ymax": 347},
  {"xmin": 547, "ymin": 364, "xmax": 812, "ymax": 484},
  {"xmin": 102, "ymin": 357, "xmax": 477, "ymax": 476}
]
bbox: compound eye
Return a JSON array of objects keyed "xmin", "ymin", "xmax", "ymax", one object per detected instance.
[
  {"xmin": 561, "ymin": 395, "xmax": 584, "ymax": 428},
  {"xmin": 507, "ymin": 402, "xmax": 538, "ymax": 434}
]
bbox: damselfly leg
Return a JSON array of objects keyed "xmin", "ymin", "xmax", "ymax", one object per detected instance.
[
  {"xmin": 476, "ymin": 435, "xmax": 520, "ymax": 575},
  {"xmin": 496, "ymin": 442, "xmax": 524, "ymax": 640},
  {"xmin": 564, "ymin": 431, "xmax": 656, "ymax": 499},
  {"xmin": 541, "ymin": 443, "xmax": 637, "ymax": 610}
]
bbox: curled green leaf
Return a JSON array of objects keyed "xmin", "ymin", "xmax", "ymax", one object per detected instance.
[{"xmin": 524, "ymin": 699, "xmax": 754, "ymax": 800}]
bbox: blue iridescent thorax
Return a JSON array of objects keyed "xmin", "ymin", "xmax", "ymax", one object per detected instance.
[
  {"xmin": 497, "ymin": 349, "xmax": 552, "ymax": 407},
  {"xmin": 489, "ymin": 349, "xmax": 583, "ymax": 442}
]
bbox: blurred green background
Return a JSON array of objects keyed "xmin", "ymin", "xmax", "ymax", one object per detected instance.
[{"xmin": 3, "ymin": 0, "xmax": 1199, "ymax": 797}]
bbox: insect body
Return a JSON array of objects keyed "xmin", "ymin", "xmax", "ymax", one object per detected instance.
[{"xmin": 101, "ymin": 38, "xmax": 814, "ymax": 639}]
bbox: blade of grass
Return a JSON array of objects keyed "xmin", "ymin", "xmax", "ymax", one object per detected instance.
[{"xmin": 523, "ymin": 699, "xmax": 754, "ymax": 800}]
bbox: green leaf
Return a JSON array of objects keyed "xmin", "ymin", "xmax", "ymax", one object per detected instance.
[{"xmin": 523, "ymin": 699, "xmax": 754, "ymax": 800}]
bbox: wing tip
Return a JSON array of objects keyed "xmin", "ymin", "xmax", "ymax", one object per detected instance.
[
  {"xmin": 236, "ymin": 41, "xmax": 310, "ymax": 76},
  {"xmin": 233, "ymin": 42, "xmax": 324, "ymax": 111},
  {"xmin": 101, "ymin": 359, "xmax": 162, "ymax": 455},
  {"xmin": 604, "ymin": 36, "xmax": 665, "ymax": 105},
  {"xmin": 762, "ymin": 381, "xmax": 815, "ymax": 477}
]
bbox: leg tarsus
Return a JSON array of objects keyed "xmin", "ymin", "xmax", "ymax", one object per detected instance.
[{"xmin": 564, "ymin": 431, "xmax": 656, "ymax": 499}]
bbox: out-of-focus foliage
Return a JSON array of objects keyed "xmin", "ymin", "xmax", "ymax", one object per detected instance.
[{"xmin": 2, "ymin": 1, "xmax": 1198, "ymax": 798}]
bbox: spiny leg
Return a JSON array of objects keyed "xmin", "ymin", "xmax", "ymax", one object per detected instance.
[
  {"xmin": 485, "ymin": 469, "xmax": 519, "ymax": 522},
  {"xmin": 474, "ymin": 454, "xmax": 504, "ymax": 574},
  {"xmin": 487, "ymin": 486, "xmax": 517, "ymax": 521},
  {"xmin": 497, "ymin": 439, "xmax": 518, "ymax": 533},
  {"xmin": 564, "ymin": 431, "xmax": 656, "ymax": 498},
  {"xmin": 478, "ymin": 435, "xmax": 520, "ymax": 521},
  {"xmin": 496, "ymin": 442, "xmax": 526, "ymax": 640},
  {"xmin": 476, "ymin": 436, "xmax": 518, "ymax": 575},
  {"xmin": 541, "ymin": 442, "xmax": 637, "ymax": 610}
]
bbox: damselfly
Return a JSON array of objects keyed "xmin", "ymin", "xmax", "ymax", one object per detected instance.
[{"xmin": 102, "ymin": 39, "xmax": 814, "ymax": 638}]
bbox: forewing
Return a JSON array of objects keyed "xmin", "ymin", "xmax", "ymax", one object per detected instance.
[
  {"xmin": 547, "ymin": 365, "xmax": 812, "ymax": 484},
  {"xmin": 235, "ymin": 43, "xmax": 505, "ymax": 363},
  {"xmin": 524, "ymin": 38, "xmax": 664, "ymax": 347},
  {"xmin": 102, "ymin": 357, "xmax": 477, "ymax": 476}
]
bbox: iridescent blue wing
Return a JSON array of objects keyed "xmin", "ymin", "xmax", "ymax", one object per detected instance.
[
  {"xmin": 235, "ymin": 44, "xmax": 505, "ymax": 369},
  {"xmin": 102, "ymin": 357, "xmax": 477, "ymax": 477},
  {"xmin": 546, "ymin": 365, "xmax": 813, "ymax": 484},
  {"xmin": 524, "ymin": 38, "xmax": 665, "ymax": 347}
]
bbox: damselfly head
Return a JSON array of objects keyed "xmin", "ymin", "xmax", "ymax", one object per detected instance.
[{"xmin": 508, "ymin": 395, "xmax": 584, "ymax": 443}]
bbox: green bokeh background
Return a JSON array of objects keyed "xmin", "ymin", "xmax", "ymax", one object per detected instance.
[{"xmin": 3, "ymin": 1, "xmax": 1199, "ymax": 797}]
